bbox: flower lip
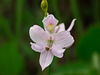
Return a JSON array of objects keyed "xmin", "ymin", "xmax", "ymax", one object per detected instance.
[
  {"xmin": 47, "ymin": 24, "xmax": 54, "ymax": 32},
  {"xmin": 42, "ymin": 14, "xmax": 58, "ymax": 33}
]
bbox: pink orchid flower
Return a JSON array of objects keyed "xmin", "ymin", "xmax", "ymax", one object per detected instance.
[{"xmin": 29, "ymin": 14, "xmax": 76, "ymax": 70}]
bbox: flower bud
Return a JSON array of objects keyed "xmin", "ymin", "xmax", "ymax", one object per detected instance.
[{"xmin": 41, "ymin": 0, "xmax": 48, "ymax": 17}]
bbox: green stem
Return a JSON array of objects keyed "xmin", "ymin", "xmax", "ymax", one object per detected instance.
[
  {"xmin": 16, "ymin": 0, "xmax": 24, "ymax": 40},
  {"xmin": 48, "ymin": 65, "xmax": 51, "ymax": 75}
]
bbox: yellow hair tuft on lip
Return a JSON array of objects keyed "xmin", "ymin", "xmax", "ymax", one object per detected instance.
[{"xmin": 47, "ymin": 24, "xmax": 54, "ymax": 31}]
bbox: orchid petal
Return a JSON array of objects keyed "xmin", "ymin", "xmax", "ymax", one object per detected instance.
[
  {"xmin": 42, "ymin": 14, "xmax": 58, "ymax": 31},
  {"xmin": 55, "ymin": 23, "xmax": 65, "ymax": 33},
  {"xmin": 52, "ymin": 45, "xmax": 65, "ymax": 58},
  {"xmin": 29, "ymin": 25, "xmax": 49, "ymax": 43},
  {"xmin": 30, "ymin": 42, "xmax": 45, "ymax": 52},
  {"xmin": 39, "ymin": 51, "xmax": 54, "ymax": 70},
  {"xmin": 54, "ymin": 31, "xmax": 74, "ymax": 48},
  {"xmin": 67, "ymin": 19, "xmax": 76, "ymax": 32}
]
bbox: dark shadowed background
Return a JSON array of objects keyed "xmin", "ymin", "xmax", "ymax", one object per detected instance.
[{"xmin": 0, "ymin": 0, "xmax": 100, "ymax": 75}]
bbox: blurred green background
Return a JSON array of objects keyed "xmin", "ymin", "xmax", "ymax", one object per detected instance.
[{"xmin": 0, "ymin": 0, "xmax": 100, "ymax": 75}]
